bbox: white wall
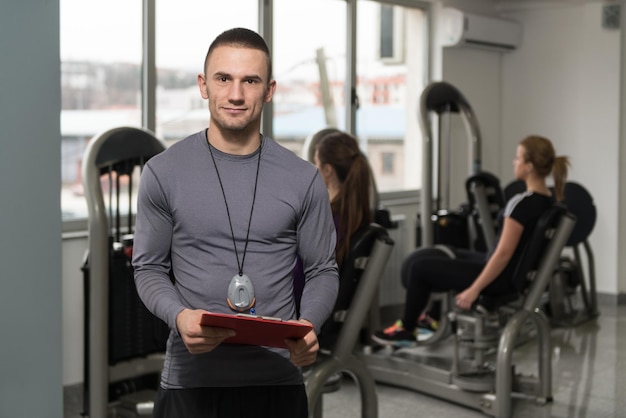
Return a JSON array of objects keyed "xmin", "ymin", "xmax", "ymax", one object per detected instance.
[
  {"xmin": 429, "ymin": 0, "xmax": 507, "ymax": 209},
  {"xmin": 427, "ymin": 0, "xmax": 624, "ymax": 297},
  {"xmin": 0, "ymin": 1, "xmax": 63, "ymax": 417},
  {"xmin": 441, "ymin": 47, "xmax": 504, "ymax": 209},
  {"xmin": 500, "ymin": 2, "xmax": 622, "ymax": 295}
]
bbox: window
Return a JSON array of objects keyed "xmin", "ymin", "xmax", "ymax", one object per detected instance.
[
  {"xmin": 272, "ymin": 0, "xmax": 347, "ymax": 158},
  {"xmin": 272, "ymin": 0, "xmax": 430, "ymax": 194},
  {"xmin": 60, "ymin": 0, "xmax": 257, "ymax": 221},
  {"xmin": 356, "ymin": 1, "xmax": 428, "ymax": 192},
  {"xmin": 379, "ymin": 4, "xmax": 405, "ymax": 64},
  {"xmin": 61, "ymin": 0, "xmax": 430, "ymax": 222},
  {"xmin": 60, "ymin": 0, "xmax": 142, "ymax": 220},
  {"xmin": 155, "ymin": 1, "xmax": 258, "ymax": 145},
  {"xmin": 381, "ymin": 151, "xmax": 395, "ymax": 175}
]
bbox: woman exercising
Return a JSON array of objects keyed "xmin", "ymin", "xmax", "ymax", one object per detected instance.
[{"xmin": 373, "ymin": 135, "xmax": 569, "ymax": 346}]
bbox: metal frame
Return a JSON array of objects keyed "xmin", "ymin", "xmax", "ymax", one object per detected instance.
[
  {"xmin": 306, "ymin": 226, "xmax": 395, "ymax": 418},
  {"xmin": 465, "ymin": 172, "xmax": 505, "ymax": 253},
  {"xmin": 419, "ymin": 81, "xmax": 482, "ymax": 247},
  {"xmin": 549, "ymin": 182, "xmax": 599, "ymax": 326},
  {"xmin": 82, "ymin": 126, "xmax": 167, "ymax": 418},
  {"xmin": 359, "ymin": 210, "xmax": 576, "ymax": 418}
]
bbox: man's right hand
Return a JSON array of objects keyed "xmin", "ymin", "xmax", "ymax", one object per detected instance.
[{"xmin": 176, "ymin": 308, "xmax": 236, "ymax": 354}]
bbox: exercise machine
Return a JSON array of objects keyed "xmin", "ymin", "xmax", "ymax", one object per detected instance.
[
  {"xmin": 360, "ymin": 205, "xmax": 576, "ymax": 417},
  {"xmin": 418, "ymin": 81, "xmax": 482, "ymax": 249},
  {"xmin": 465, "ymin": 171, "xmax": 506, "ymax": 253},
  {"xmin": 306, "ymin": 223, "xmax": 395, "ymax": 418},
  {"xmin": 548, "ymin": 182, "xmax": 598, "ymax": 326},
  {"xmin": 504, "ymin": 180, "xmax": 599, "ymax": 327},
  {"xmin": 82, "ymin": 126, "xmax": 168, "ymax": 418}
]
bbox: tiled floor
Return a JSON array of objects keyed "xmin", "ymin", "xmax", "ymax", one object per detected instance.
[
  {"xmin": 319, "ymin": 304, "xmax": 626, "ymax": 418},
  {"xmin": 65, "ymin": 304, "xmax": 625, "ymax": 418}
]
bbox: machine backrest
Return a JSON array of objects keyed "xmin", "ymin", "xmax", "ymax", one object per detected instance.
[
  {"xmin": 510, "ymin": 205, "xmax": 567, "ymax": 293},
  {"xmin": 504, "ymin": 181, "xmax": 595, "ymax": 248},
  {"xmin": 561, "ymin": 182, "xmax": 596, "ymax": 247},
  {"xmin": 476, "ymin": 204, "xmax": 575, "ymax": 313},
  {"xmin": 465, "ymin": 171, "xmax": 505, "ymax": 252},
  {"xmin": 318, "ymin": 223, "xmax": 392, "ymax": 350},
  {"xmin": 503, "ymin": 179, "xmax": 526, "ymax": 202}
]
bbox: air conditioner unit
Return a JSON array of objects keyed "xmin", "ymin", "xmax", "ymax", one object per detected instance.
[{"xmin": 438, "ymin": 8, "xmax": 522, "ymax": 52}]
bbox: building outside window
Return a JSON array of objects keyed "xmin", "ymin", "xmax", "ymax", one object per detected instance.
[
  {"xmin": 60, "ymin": 0, "xmax": 429, "ymax": 222},
  {"xmin": 381, "ymin": 151, "xmax": 395, "ymax": 175}
]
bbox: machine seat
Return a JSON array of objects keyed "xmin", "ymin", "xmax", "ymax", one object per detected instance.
[{"xmin": 475, "ymin": 293, "xmax": 520, "ymax": 314}]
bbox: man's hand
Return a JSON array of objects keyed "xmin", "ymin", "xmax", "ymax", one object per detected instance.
[
  {"xmin": 176, "ymin": 308, "xmax": 236, "ymax": 354},
  {"xmin": 284, "ymin": 319, "xmax": 318, "ymax": 367}
]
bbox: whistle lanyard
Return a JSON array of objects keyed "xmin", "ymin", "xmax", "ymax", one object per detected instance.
[{"xmin": 207, "ymin": 135, "xmax": 262, "ymax": 312}]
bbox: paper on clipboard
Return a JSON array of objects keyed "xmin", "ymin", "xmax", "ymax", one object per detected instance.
[{"xmin": 199, "ymin": 312, "xmax": 312, "ymax": 348}]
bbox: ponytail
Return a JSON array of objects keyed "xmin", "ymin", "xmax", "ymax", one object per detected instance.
[
  {"xmin": 333, "ymin": 152, "xmax": 373, "ymax": 266},
  {"xmin": 552, "ymin": 155, "xmax": 570, "ymax": 202},
  {"xmin": 316, "ymin": 132, "xmax": 374, "ymax": 268}
]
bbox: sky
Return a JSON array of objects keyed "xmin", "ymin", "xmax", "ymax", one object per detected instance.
[{"xmin": 59, "ymin": 0, "xmax": 352, "ymax": 76}]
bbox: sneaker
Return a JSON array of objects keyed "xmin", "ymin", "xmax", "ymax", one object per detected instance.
[
  {"xmin": 372, "ymin": 320, "xmax": 417, "ymax": 347},
  {"xmin": 416, "ymin": 327, "xmax": 434, "ymax": 342},
  {"xmin": 417, "ymin": 315, "xmax": 439, "ymax": 332}
]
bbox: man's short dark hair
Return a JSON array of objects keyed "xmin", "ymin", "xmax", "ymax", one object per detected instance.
[{"xmin": 204, "ymin": 27, "xmax": 272, "ymax": 80}]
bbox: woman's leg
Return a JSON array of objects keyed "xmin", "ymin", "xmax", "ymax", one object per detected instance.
[
  {"xmin": 373, "ymin": 248, "xmax": 485, "ymax": 345},
  {"xmin": 400, "ymin": 249, "xmax": 485, "ymax": 331}
]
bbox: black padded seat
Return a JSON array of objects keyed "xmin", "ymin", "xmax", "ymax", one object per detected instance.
[
  {"xmin": 503, "ymin": 179, "xmax": 525, "ymax": 202},
  {"xmin": 561, "ymin": 182, "xmax": 596, "ymax": 246},
  {"xmin": 465, "ymin": 171, "xmax": 505, "ymax": 210},
  {"xmin": 505, "ymin": 180, "xmax": 595, "ymax": 246},
  {"xmin": 475, "ymin": 205, "xmax": 568, "ymax": 313},
  {"xmin": 504, "ymin": 181, "xmax": 598, "ymax": 324}
]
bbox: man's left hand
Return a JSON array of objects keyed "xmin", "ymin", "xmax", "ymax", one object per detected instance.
[{"xmin": 284, "ymin": 319, "xmax": 318, "ymax": 367}]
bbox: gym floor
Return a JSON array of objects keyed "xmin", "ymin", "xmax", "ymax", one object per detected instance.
[
  {"xmin": 64, "ymin": 304, "xmax": 626, "ymax": 418},
  {"xmin": 321, "ymin": 303, "xmax": 626, "ymax": 418}
]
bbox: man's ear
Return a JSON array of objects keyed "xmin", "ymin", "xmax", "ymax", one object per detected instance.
[
  {"xmin": 264, "ymin": 79, "xmax": 277, "ymax": 103},
  {"xmin": 197, "ymin": 74, "xmax": 209, "ymax": 99}
]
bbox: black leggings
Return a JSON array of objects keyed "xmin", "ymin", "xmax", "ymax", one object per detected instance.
[
  {"xmin": 153, "ymin": 384, "xmax": 308, "ymax": 418},
  {"xmin": 400, "ymin": 248, "xmax": 515, "ymax": 330}
]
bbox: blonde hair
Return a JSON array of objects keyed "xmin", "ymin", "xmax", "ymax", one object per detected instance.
[{"xmin": 519, "ymin": 135, "xmax": 570, "ymax": 202}]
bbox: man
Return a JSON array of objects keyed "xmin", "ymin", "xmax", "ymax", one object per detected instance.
[{"xmin": 132, "ymin": 27, "xmax": 339, "ymax": 418}]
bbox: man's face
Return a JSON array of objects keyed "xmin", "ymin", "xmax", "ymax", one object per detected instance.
[{"xmin": 198, "ymin": 45, "xmax": 275, "ymax": 134}]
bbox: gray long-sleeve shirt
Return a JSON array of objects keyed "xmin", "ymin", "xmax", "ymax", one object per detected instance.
[{"xmin": 132, "ymin": 131, "xmax": 339, "ymax": 388}]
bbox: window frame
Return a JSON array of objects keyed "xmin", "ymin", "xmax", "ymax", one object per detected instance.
[{"xmin": 62, "ymin": 0, "xmax": 432, "ymax": 232}]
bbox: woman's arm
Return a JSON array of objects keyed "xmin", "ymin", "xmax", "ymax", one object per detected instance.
[{"xmin": 455, "ymin": 217, "xmax": 524, "ymax": 309}]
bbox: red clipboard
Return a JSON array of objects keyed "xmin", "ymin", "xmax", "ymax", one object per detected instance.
[{"xmin": 199, "ymin": 312, "xmax": 312, "ymax": 348}]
